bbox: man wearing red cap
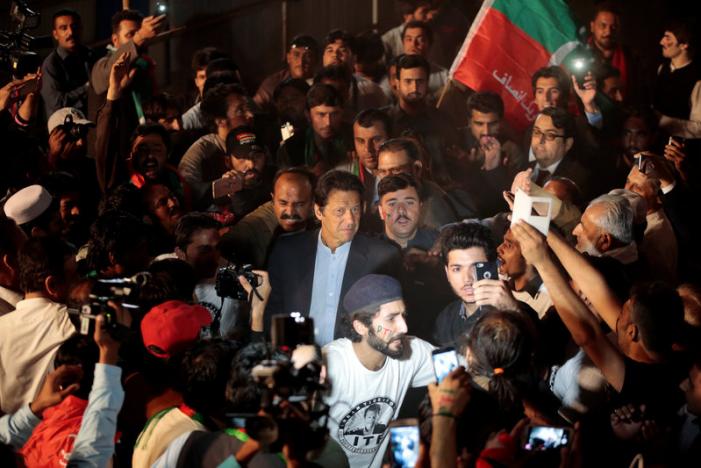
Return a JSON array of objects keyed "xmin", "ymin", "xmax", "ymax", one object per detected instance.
[{"xmin": 132, "ymin": 300, "xmax": 212, "ymax": 468}]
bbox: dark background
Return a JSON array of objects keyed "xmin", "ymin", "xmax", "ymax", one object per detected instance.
[{"xmin": 1, "ymin": 0, "xmax": 699, "ymax": 99}]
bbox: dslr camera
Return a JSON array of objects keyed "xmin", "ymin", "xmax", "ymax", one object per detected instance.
[
  {"xmin": 68, "ymin": 272, "xmax": 150, "ymax": 340},
  {"xmin": 215, "ymin": 264, "xmax": 260, "ymax": 300},
  {"xmin": 61, "ymin": 114, "xmax": 89, "ymax": 142}
]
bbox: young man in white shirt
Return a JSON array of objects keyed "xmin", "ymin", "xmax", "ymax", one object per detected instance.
[{"xmin": 323, "ymin": 274, "xmax": 434, "ymax": 468}]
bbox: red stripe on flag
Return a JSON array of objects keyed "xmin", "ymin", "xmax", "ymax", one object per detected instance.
[{"xmin": 452, "ymin": 8, "xmax": 552, "ymax": 131}]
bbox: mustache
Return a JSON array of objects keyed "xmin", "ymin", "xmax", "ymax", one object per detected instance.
[
  {"xmin": 242, "ymin": 168, "xmax": 261, "ymax": 177},
  {"xmin": 280, "ymin": 213, "xmax": 302, "ymax": 221}
]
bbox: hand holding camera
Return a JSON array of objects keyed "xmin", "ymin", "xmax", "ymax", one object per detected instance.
[
  {"xmin": 238, "ymin": 269, "xmax": 270, "ymax": 332},
  {"xmin": 95, "ymin": 301, "xmax": 132, "ymax": 365}
]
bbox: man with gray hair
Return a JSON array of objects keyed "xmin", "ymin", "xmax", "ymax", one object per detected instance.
[{"xmin": 572, "ymin": 193, "xmax": 637, "ymax": 265}]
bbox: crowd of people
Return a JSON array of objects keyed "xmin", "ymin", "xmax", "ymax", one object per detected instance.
[{"xmin": 0, "ymin": 0, "xmax": 700, "ymax": 466}]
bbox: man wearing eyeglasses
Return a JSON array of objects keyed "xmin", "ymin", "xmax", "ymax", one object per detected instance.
[{"xmin": 529, "ymin": 107, "xmax": 591, "ymax": 200}]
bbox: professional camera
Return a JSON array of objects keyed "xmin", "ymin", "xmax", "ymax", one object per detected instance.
[
  {"xmin": 247, "ymin": 314, "xmax": 329, "ymax": 460},
  {"xmin": 0, "ymin": 1, "xmax": 52, "ymax": 77},
  {"xmin": 67, "ymin": 272, "xmax": 151, "ymax": 340},
  {"xmin": 215, "ymin": 264, "xmax": 260, "ymax": 300},
  {"xmin": 61, "ymin": 114, "xmax": 89, "ymax": 141}
]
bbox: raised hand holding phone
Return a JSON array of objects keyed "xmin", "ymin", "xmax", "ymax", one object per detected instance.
[{"xmin": 432, "ymin": 347, "xmax": 459, "ymax": 384}]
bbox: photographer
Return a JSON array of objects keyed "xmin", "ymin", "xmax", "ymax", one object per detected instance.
[
  {"xmin": 158, "ymin": 342, "xmax": 348, "ymax": 467},
  {"xmin": 46, "ymin": 107, "xmax": 99, "ymax": 199},
  {"xmin": 21, "ymin": 300, "xmax": 130, "ymax": 467},
  {"xmin": 67, "ymin": 306, "xmax": 130, "ymax": 466}
]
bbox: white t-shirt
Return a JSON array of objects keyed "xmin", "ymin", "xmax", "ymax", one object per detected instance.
[{"xmin": 323, "ymin": 337, "xmax": 435, "ymax": 468}]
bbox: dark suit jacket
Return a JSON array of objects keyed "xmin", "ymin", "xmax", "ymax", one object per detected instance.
[
  {"xmin": 265, "ymin": 229, "xmax": 401, "ymax": 339},
  {"xmin": 529, "ymin": 155, "xmax": 593, "ymax": 202}
]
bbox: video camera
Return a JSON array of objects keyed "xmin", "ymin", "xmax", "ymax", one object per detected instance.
[
  {"xmin": 0, "ymin": 1, "xmax": 52, "ymax": 78},
  {"xmin": 246, "ymin": 314, "xmax": 330, "ymax": 460},
  {"xmin": 215, "ymin": 264, "xmax": 260, "ymax": 300},
  {"xmin": 67, "ymin": 272, "xmax": 151, "ymax": 340}
]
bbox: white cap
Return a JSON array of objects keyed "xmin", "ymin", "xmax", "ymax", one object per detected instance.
[
  {"xmin": 3, "ymin": 185, "xmax": 53, "ymax": 225},
  {"xmin": 47, "ymin": 107, "xmax": 94, "ymax": 134}
]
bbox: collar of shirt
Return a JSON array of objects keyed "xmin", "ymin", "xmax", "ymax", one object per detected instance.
[
  {"xmin": 317, "ymin": 231, "xmax": 352, "ymax": 257},
  {"xmin": 0, "ymin": 285, "xmax": 22, "ymax": 308},
  {"xmin": 57, "ymin": 46, "xmax": 72, "ymax": 60},
  {"xmin": 670, "ymin": 60, "xmax": 693, "ymax": 72},
  {"xmin": 603, "ymin": 241, "xmax": 639, "ymax": 265},
  {"xmin": 521, "ymin": 273, "xmax": 545, "ymax": 298},
  {"xmin": 458, "ymin": 302, "xmax": 478, "ymax": 320},
  {"xmin": 535, "ymin": 158, "xmax": 563, "ymax": 175}
]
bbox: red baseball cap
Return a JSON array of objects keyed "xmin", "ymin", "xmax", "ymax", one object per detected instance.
[{"xmin": 141, "ymin": 300, "xmax": 212, "ymax": 359}]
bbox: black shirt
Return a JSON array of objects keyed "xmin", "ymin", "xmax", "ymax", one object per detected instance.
[
  {"xmin": 614, "ymin": 357, "xmax": 685, "ymax": 421},
  {"xmin": 433, "ymin": 300, "xmax": 486, "ymax": 349}
]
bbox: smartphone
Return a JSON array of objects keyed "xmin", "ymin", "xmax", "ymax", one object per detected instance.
[
  {"xmin": 571, "ymin": 58, "xmax": 590, "ymax": 87},
  {"xmin": 16, "ymin": 77, "xmax": 39, "ymax": 98},
  {"xmin": 388, "ymin": 419, "xmax": 420, "ymax": 468},
  {"xmin": 669, "ymin": 135, "xmax": 686, "ymax": 146},
  {"xmin": 212, "ymin": 176, "xmax": 239, "ymax": 199},
  {"xmin": 155, "ymin": 1, "xmax": 168, "ymax": 14},
  {"xmin": 281, "ymin": 122, "xmax": 295, "ymax": 142},
  {"xmin": 522, "ymin": 425, "xmax": 572, "ymax": 451},
  {"xmin": 474, "ymin": 261, "xmax": 498, "ymax": 281},
  {"xmin": 432, "ymin": 347, "xmax": 458, "ymax": 384}
]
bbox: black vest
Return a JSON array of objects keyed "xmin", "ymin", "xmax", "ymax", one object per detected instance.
[{"xmin": 654, "ymin": 61, "xmax": 701, "ymax": 120}]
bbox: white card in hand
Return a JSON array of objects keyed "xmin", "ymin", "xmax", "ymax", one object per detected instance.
[{"xmin": 511, "ymin": 189, "xmax": 553, "ymax": 235}]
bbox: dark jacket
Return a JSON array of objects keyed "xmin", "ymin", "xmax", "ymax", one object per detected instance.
[
  {"xmin": 528, "ymin": 156, "xmax": 593, "ymax": 202},
  {"xmin": 265, "ymin": 229, "xmax": 401, "ymax": 339}
]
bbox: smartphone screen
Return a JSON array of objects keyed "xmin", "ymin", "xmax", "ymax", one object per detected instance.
[
  {"xmin": 389, "ymin": 424, "xmax": 420, "ymax": 468},
  {"xmin": 432, "ymin": 347, "xmax": 458, "ymax": 384},
  {"xmin": 523, "ymin": 426, "xmax": 571, "ymax": 451},
  {"xmin": 474, "ymin": 261, "xmax": 498, "ymax": 281}
]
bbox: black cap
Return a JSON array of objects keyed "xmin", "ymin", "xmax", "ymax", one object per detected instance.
[
  {"xmin": 225, "ymin": 126, "xmax": 264, "ymax": 159},
  {"xmin": 289, "ymin": 34, "xmax": 319, "ymax": 55},
  {"xmin": 343, "ymin": 274, "xmax": 403, "ymax": 315}
]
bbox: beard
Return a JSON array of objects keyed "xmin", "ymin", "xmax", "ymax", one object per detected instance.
[
  {"xmin": 576, "ymin": 236, "xmax": 602, "ymax": 257},
  {"xmin": 241, "ymin": 168, "xmax": 262, "ymax": 188},
  {"xmin": 367, "ymin": 328, "xmax": 407, "ymax": 359}
]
